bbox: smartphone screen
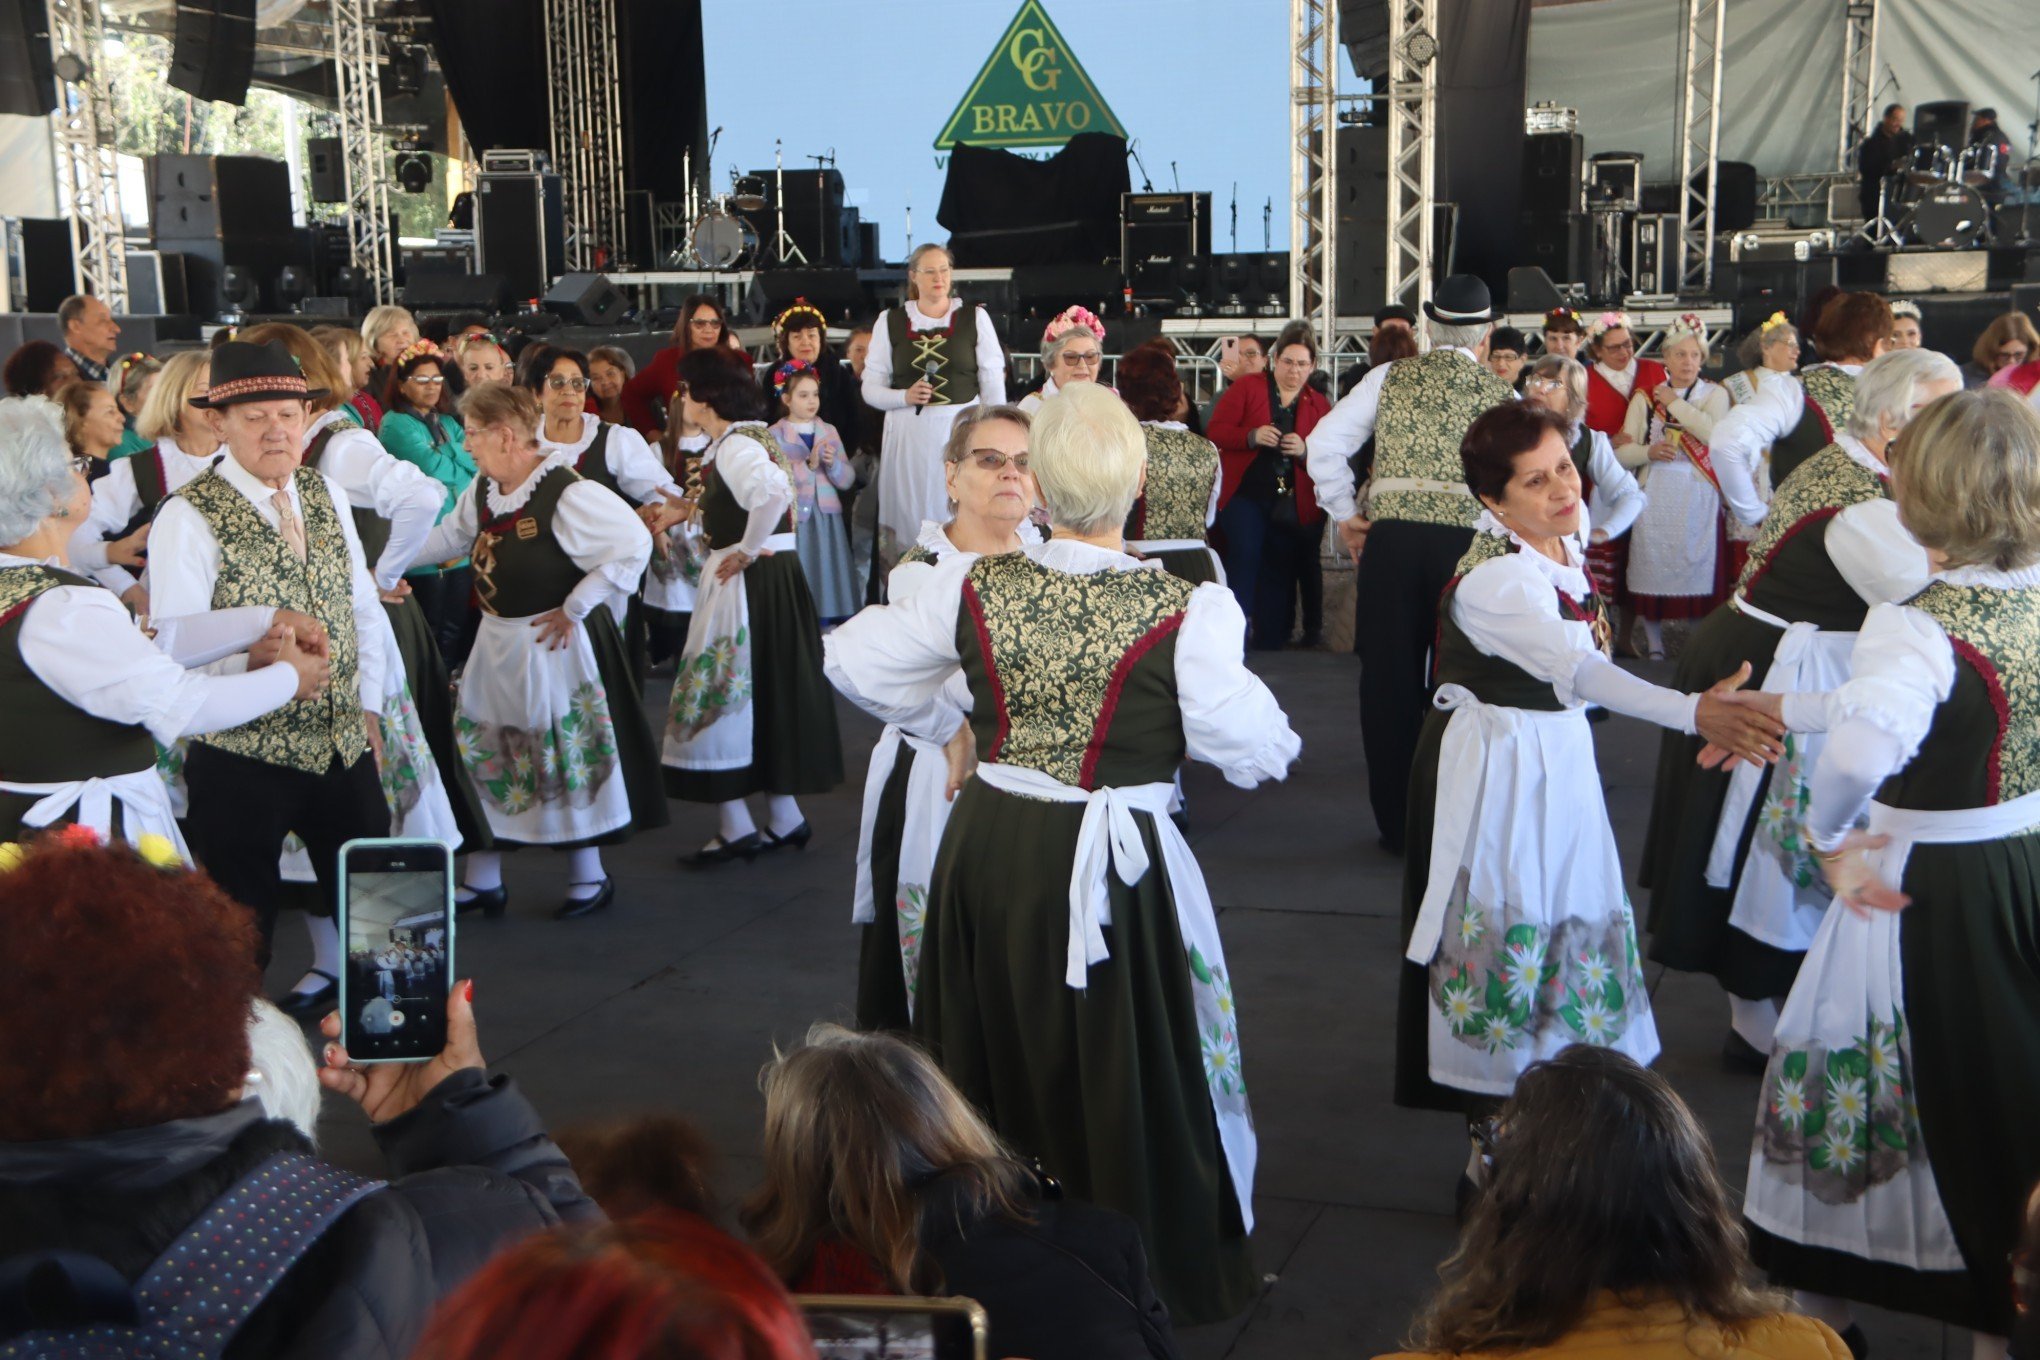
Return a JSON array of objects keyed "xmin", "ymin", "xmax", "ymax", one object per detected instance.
[
  {"xmin": 797, "ymin": 1297, "xmax": 987, "ymax": 1360},
  {"xmin": 338, "ymin": 838, "xmax": 454, "ymax": 1064}
]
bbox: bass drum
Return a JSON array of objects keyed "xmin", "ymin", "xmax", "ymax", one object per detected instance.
[
  {"xmin": 1901, "ymin": 182, "xmax": 1986, "ymax": 247},
  {"xmin": 688, "ymin": 208, "xmax": 759, "ymax": 270}
]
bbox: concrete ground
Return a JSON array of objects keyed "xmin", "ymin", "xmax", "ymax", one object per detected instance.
[{"xmin": 292, "ymin": 648, "xmax": 1969, "ymax": 1358}]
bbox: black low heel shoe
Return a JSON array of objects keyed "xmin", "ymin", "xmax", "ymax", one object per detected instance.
[
  {"xmin": 456, "ymin": 884, "xmax": 509, "ymax": 919},
  {"xmin": 762, "ymin": 820, "xmax": 813, "ymax": 852},
  {"xmin": 275, "ymin": 969, "xmax": 338, "ymax": 1021},
  {"xmin": 554, "ymin": 877, "xmax": 615, "ymax": 920},
  {"xmin": 681, "ymin": 832, "xmax": 762, "ymax": 868}
]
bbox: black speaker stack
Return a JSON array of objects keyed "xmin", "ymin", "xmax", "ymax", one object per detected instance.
[
  {"xmin": 147, "ymin": 154, "xmax": 305, "ymax": 317},
  {"xmin": 0, "ymin": 0, "xmax": 53, "ymax": 117},
  {"xmin": 475, "ymin": 162, "xmax": 566, "ymax": 304},
  {"xmin": 737, "ymin": 167, "xmax": 862, "ymax": 268},
  {"xmin": 1519, "ymin": 132, "xmax": 1586, "ymax": 289},
  {"xmin": 167, "ymin": 0, "xmax": 255, "ymax": 106}
]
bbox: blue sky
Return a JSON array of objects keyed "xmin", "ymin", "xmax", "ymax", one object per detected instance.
[{"xmin": 699, "ymin": 0, "xmax": 1308, "ymax": 262}]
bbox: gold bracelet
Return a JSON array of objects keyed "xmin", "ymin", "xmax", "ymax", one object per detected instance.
[{"xmin": 1812, "ymin": 844, "xmax": 1849, "ymax": 864}]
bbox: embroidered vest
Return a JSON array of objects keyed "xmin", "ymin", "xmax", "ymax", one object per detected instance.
[
  {"xmin": 896, "ymin": 544, "xmax": 938, "ymax": 567},
  {"xmin": 885, "ymin": 303, "xmax": 982, "ymax": 407},
  {"xmin": 956, "ymin": 553, "xmax": 1193, "ymax": 789},
  {"xmin": 302, "ymin": 425, "xmax": 391, "ymax": 570},
  {"xmin": 470, "ymin": 464, "xmax": 585, "ymax": 618},
  {"xmin": 1880, "ymin": 582, "xmax": 2040, "ymax": 808},
  {"xmin": 177, "ymin": 467, "xmax": 366, "ymax": 773},
  {"xmin": 699, "ymin": 426, "xmax": 796, "ymax": 551},
  {"xmin": 1129, "ymin": 424, "xmax": 1220, "ymax": 543},
  {"xmin": 1771, "ymin": 364, "xmax": 1855, "ymax": 486},
  {"xmin": 1432, "ymin": 532, "xmax": 1606, "ymax": 711},
  {"xmin": 1736, "ymin": 442, "xmax": 1887, "ymax": 632},
  {"xmin": 0, "ymin": 566, "xmax": 159, "ymax": 783},
  {"xmin": 573, "ymin": 421, "xmax": 623, "ymax": 498},
  {"xmin": 1372, "ymin": 350, "xmax": 1517, "ymax": 528}
]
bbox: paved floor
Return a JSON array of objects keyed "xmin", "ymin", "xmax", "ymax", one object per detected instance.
[{"xmin": 289, "ymin": 649, "xmax": 1968, "ymax": 1358}]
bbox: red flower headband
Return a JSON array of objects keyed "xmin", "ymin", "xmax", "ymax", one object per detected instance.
[{"xmin": 772, "ymin": 359, "xmax": 818, "ymax": 396}]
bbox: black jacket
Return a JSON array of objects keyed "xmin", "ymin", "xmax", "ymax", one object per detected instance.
[
  {"xmin": 0, "ymin": 1070, "xmax": 598, "ymax": 1360},
  {"xmin": 918, "ymin": 1177, "xmax": 1183, "ymax": 1360}
]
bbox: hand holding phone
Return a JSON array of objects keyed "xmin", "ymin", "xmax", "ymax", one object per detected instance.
[
  {"xmin": 333, "ymin": 838, "xmax": 456, "ymax": 1070},
  {"xmin": 320, "ymin": 974, "xmax": 482, "ymax": 1123}
]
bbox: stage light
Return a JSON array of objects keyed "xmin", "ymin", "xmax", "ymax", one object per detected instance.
[
  {"xmin": 276, "ymin": 265, "xmax": 308, "ymax": 309},
  {"xmin": 221, "ymin": 265, "xmax": 260, "ymax": 313},
  {"xmin": 391, "ymin": 137, "xmax": 433, "ymax": 194}
]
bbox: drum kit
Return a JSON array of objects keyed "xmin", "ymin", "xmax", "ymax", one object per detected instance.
[
  {"xmin": 1869, "ymin": 139, "xmax": 2006, "ymax": 248},
  {"xmin": 681, "ymin": 143, "xmax": 807, "ymax": 271}
]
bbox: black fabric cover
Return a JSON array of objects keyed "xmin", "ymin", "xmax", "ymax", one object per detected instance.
[
  {"xmin": 938, "ymin": 133, "xmax": 1130, "ymax": 267},
  {"xmin": 1436, "ymin": 0, "xmax": 1531, "ymax": 294}
]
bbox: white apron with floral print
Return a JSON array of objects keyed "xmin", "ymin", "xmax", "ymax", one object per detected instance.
[
  {"xmin": 1408, "ymin": 684, "xmax": 1660, "ymax": 1096},
  {"xmin": 1741, "ymin": 794, "xmax": 2040, "ymax": 1268},
  {"xmin": 662, "ymin": 543, "xmax": 755, "ymax": 774},
  {"xmin": 454, "ymin": 608, "xmax": 628, "ymax": 845}
]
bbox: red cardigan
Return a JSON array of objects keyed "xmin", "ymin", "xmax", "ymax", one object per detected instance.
[
  {"xmin": 619, "ymin": 346, "xmax": 682, "ymax": 436},
  {"xmin": 1207, "ymin": 376, "xmax": 1331, "ymax": 523},
  {"xmin": 1584, "ymin": 359, "xmax": 1666, "ymax": 436}
]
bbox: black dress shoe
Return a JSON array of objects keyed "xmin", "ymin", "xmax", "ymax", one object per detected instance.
[
  {"xmin": 275, "ymin": 969, "xmax": 338, "ymax": 1021},
  {"xmin": 1722, "ymin": 1028, "xmax": 1772, "ymax": 1074},
  {"xmin": 1839, "ymin": 1323, "xmax": 1869, "ymax": 1360},
  {"xmin": 554, "ymin": 877, "xmax": 614, "ymax": 920},
  {"xmin": 761, "ymin": 820, "xmax": 813, "ymax": 852},
  {"xmin": 456, "ymin": 884, "xmax": 509, "ymax": 919},
  {"xmin": 681, "ymin": 832, "xmax": 762, "ymax": 867}
]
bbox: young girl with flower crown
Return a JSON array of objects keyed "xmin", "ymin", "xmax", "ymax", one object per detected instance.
[{"xmin": 768, "ymin": 363, "xmax": 857, "ymax": 622}]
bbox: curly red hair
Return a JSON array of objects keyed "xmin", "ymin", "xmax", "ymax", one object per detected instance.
[
  {"xmin": 412, "ymin": 1210, "xmax": 815, "ymax": 1360},
  {"xmin": 1113, "ymin": 340, "xmax": 1184, "ymax": 423},
  {"xmin": 0, "ymin": 839, "xmax": 259, "ymax": 1140}
]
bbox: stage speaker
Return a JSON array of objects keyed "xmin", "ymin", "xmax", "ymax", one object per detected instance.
[
  {"xmin": 542, "ymin": 271, "xmax": 625, "ymax": 325},
  {"xmin": 1708, "ymin": 160, "xmax": 1759, "ymax": 232},
  {"xmin": 11, "ymin": 217, "xmax": 72, "ymax": 313},
  {"xmin": 124, "ymin": 248, "xmax": 189, "ymax": 315},
  {"xmin": 164, "ymin": 234, "xmax": 311, "ymax": 318},
  {"xmin": 147, "ymin": 154, "xmax": 292, "ymax": 242},
  {"xmin": 167, "ymin": 0, "xmax": 255, "ymax": 106},
  {"xmin": 1011, "ymin": 262, "xmax": 1124, "ymax": 322},
  {"xmin": 1518, "ymin": 212, "xmax": 1586, "ymax": 287},
  {"xmin": 1521, "ymin": 133, "xmax": 1584, "ymax": 218},
  {"xmin": 307, "ymin": 137, "xmax": 345, "ymax": 204},
  {"xmin": 0, "ymin": 0, "xmax": 54, "ymax": 117},
  {"xmin": 1913, "ymin": 100, "xmax": 1970, "ymax": 152},
  {"xmin": 857, "ymin": 220, "xmax": 881, "ymax": 269},
  {"xmin": 401, "ymin": 272, "xmax": 510, "ymax": 312},
  {"xmin": 1122, "ymin": 192, "xmax": 1213, "ymax": 273},
  {"xmin": 475, "ymin": 171, "xmax": 566, "ymax": 302},
  {"xmin": 1336, "ymin": 125, "xmax": 1390, "ymax": 315},
  {"xmin": 748, "ymin": 267, "xmax": 867, "ymax": 326},
  {"xmin": 772, "ymin": 166, "xmax": 852, "ymax": 266},
  {"xmin": 1506, "ymin": 265, "xmax": 1565, "ymax": 314}
]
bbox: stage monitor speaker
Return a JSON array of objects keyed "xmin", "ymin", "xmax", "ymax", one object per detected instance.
[
  {"xmin": 167, "ymin": 0, "xmax": 255, "ymax": 106},
  {"xmin": 475, "ymin": 171, "xmax": 565, "ymax": 302},
  {"xmin": 1709, "ymin": 160, "xmax": 1759, "ymax": 232},
  {"xmin": 307, "ymin": 137, "xmax": 344, "ymax": 204},
  {"xmin": 1913, "ymin": 100, "xmax": 1970, "ymax": 153},
  {"xmin": 1011, "ymin": 262, "xmax": 1124, "ymax": 321},
  {"xmin": 0, "ymin": 0, "xmax": 53, "ymax": 117},
  {"xmin": 401, "ymin": 272, "xmax": 509, "ymax": 312},
  {"xmin": 147, "ymin": 154, "xmax": 292, "ymax": 242},
  {"xmin": 1506, "ymin": 265, "xmax": 1565, "ymax": 314},
  {"xmin": 1521, "ymin": 133, "xmax": 1584, "ymax": 219},
  {"xmin": 1336, "ymin": 125, "xmax": 1390, "ymax": 315},
  {"xmin": 542, "ymin": 271, "xmax": 625, "ymax": 325},
  {"xmin": 747, "ymin": 267, "xmax": 867, "ymax": 326}
]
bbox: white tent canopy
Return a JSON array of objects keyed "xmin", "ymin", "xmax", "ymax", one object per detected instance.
[{"xmin": 1528, "ymin": 0, "xmax": 2036, "ymax": 180}]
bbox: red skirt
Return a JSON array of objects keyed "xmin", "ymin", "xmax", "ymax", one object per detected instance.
[
  {"xmin": 1629, "ymin": 516, "xmax": 1731, "ymax": 620},
  {"xmin": 1585, "ymin": 536, "xmax": 1627, "ymax": 607}
]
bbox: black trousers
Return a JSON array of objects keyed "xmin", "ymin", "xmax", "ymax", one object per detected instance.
[
  {"xmin": 1217, "ymin": 496, "xmax": 1324, "ymax": 649},
  {"xmin": 408, "ymin": 567, "xmax": 478, "ymax": 670},
  {"xmin": 185, "ymin": 743, "xmax": 390, "ymax": 965},
  {"xmin": 1353, "ymin": 518, "xmax": 1474, "ymax": 850}
]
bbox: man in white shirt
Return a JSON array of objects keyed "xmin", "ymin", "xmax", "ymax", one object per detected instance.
[{"xmin": 149, "ymin": 342, "xmax": 392, "ymax": 1007}]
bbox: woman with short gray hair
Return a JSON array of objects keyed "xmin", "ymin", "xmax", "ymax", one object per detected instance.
[
  {"xmin": 824, "ymin": 381, "xmax": 1299, "ymax": 1325},
  {"xmin": 0, "ymin": 397, "xmax": 324, "ymax": 854},
  {"xmin": 1017, "ymin": 305, "xmax": 1107, "ymax": 414}
]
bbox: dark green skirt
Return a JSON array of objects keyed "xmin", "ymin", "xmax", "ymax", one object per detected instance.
[
  {"xmin": 1752, "ymin": 830, "xmax": 2040, "ymax": 1333},
  {"xmin": 1640, "ymin": 604, "xmax": 1804, "ymax": 999},
  {"xmin": 1147, "ymin": 545, "xmax": 1221, "ymax": 587},
  {"xmin": 387, "ymin": 593, "xmax": 492, "ymax": 853},
  {"xmin": 915, "ymin": 780, "xmax": 1257, "ymax": 1326},
  {"xmin": 855, "ymin": 738, "xmax": 917, "ymax": 1034},
  {"xmin": 664, "ymin": 552, "xmax": 844, "ymax": 803}
]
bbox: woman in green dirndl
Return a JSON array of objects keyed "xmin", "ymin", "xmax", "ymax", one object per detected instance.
[
  {"xmin": 825, "ymin": 383, "xmax": 1299, "ymax": 1324},
  {"xmin": 1640, "ymin": 348, "xmax": 1959, "ymax": 1064},
  {"xmin": 405, "ymin": 382, "xmax": 668, "ymax": 921},
  {"xmin": 851, "ymin": 403, "xmax": 1040, "ymax": 1033},
  {"xmin": 1115, "ymin": 341, "xmax": 1225, "ymax": 587},
  {"xmin": 1733, "ymin": 389, "xmax": 2040, "ymax": 1353},
  {"xmin": 663, "ymin": 347, "xmax": 843, "ymax": 865}
]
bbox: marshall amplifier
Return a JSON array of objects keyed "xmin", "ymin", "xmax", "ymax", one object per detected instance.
[{"xmin": 1121, "ymin": 192, "xmax": 1212, "ymax": 272}]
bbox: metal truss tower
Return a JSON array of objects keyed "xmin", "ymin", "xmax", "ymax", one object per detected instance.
[
  {"xmin": 1837, "ymin": 2, "xmax": 1877, "ymax": 173},
  {"xmin": 332, "ymin": 0, "xmax": 395, "ymax": 305},
  {"xmin": 1383, "ymin": 0, "xmax": 1437, "ymax": 318},
  {"xmin": 1674, "ymin": 0, "xmax": 1723, "ymax": 292},
  {"xmin": 47, "ymin": 0, "xmax": 128, "ymax": 308},
  {"xmin": 544, "ymin": 0, "xmax": 627, "ymax": 272},
  {"xmin": 1287, "ymin": 0, "xmax": 1337, "ymax": 354}
]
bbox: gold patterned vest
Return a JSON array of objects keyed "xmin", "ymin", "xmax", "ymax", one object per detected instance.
[
  {"xmin": 956, "ymin": 553, "xmax": 1194, "ymax": 789},
  {"xmin": 699, "ymin": 426, "xmax": 797, "ymax": 551},
  {"xmin": 886, "ymin": 303, "xmax": 982, "ymax": 407},
  {"xmin": 0, "ymin": 566, "xmax": 159, "ymax": 782},
  {"xmin": 177, "ymin": 466, "xmax": 366, "ymax": 773},
  {"xmin": 1432, "ymin": 532, "xmax": 1607, "ymax": 710},
  {"xmin": 1771, "ymin": 364, "xmax": 1856, "ymax": 486},
  {"xmin": 1372, "ymin": 350, "xmax": 1518, "ymax": 528},
  {"xmin": 1736, "ymin": 442, "xmax": 1888, "ymax": 632},
  {"xmin": 1881, "ymin": 581, "xmax": 2040, "ymax": 808},
  {"xmin": 1129, "ymin": 424, "xmax": 1220, "ymax": 542}
]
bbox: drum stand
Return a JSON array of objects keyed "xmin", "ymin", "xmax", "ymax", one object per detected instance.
[
  {"xmin": 1856, "ymin": 175, "xmax": 1903, "ymax": 248},
  {"xmin": 769, "ymin": 139, "xmax": 807, "ymax": 267}
]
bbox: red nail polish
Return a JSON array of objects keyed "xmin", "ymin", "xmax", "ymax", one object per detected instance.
[{"xmin": 464, "ymin": 979, "xmax": 475, "ymax": 1003}]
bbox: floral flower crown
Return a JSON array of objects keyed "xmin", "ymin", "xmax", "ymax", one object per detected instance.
[
  {"xmin": 0, "ymin": 822, "xmax": 183, "ymax": 874},
  {"xmin": 394, "ymin": 339, "xmax": 443, "ymax": 368},
  {"xmin": 773, "ymin": 297, "xmax": 828, "ymax": 334},
  {"xmin": 1585, "ymin": 310, "xmax": 1630, "ymax": 340},
  {"xmin": 1042, "ymin": 305, "xmax": 1106, "ymax": 346},
  {"xmin": 454, "ymin": 331, "xmax": 504, "ymax": 355},
  {"xmin": 1545, "ymin": 307, "xmax": 1581, "ymax": 326},
  {"xmin": 1759, "ymin": 311, "xmax": 1793, "ymax": 334},
  {"xmin": 1663, "ymin": 312, "xmax": 1707, "ymax": 347},
  {"xmin": 772, "ymin": 359, "xmax": 818, "ymax": 396}
]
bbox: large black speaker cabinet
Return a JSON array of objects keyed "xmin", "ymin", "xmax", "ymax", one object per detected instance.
[
  {"xmin": 1521, "ymin": 133, "xmax": 1584, "ymax": 219},
  {"xmin": 0, "ymin": 0, "xmax": 53, "ymax": 117},
  {"xmin": 167, "ymin": 0, "xmax": 255, "ymax": 105},
  {"xmin": 1913, "ymin": 100, "xmax": 1970, "ymax": 152},
  {"xmin": 1518, "ymin": 212, "xmax": 1586, "ymax": 287},
  {"xmin": 307, "ymin": 137, "xmax": 345, "ymax": 204},
  {"xmin": 475, "ymin": 172, "xmax": 566, "ymax": 302},
  {"xmin": 14, "ymin": 217, "xmax": 72, "ymax": 313},
  {"xmin": 147, "ymin": 155, "xmax": 292, "ymax": 242},
  {"xmin": 1336, "ymin": 125, "xmax": 1390, "ymax": 316},
  {"xmin": 1708, "ymin": 160, "xmax": 1759, "ymax": 232},
  {"xmin": 542, "ymin": 272, "xmax": 625, "ymax": 325}
]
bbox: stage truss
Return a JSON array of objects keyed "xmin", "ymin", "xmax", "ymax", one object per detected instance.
[
  {"xmin": 331, "ymin": 0, "xmax": 395, "ymax": 305},
  {"xmin": 1837, "ymin": 1, "xmax": 1878, "ymax": 173},
  {"xmin": 1675, "ymin": 0, "xmax": 1722, "ymax": 293},
  {"xmin": 1382, "ymin": 0, "xmax": 1437, "ymax": 319},
  {"xmin": 47, "ymin": 0, "xmax": 127, "ymax": 309},
  {"xmin": 1287, "ymin": 0, "xmax": 1337, "ymax": 355},
  {"xmin": 544, "ymin": 0, "xmax": 627, "ymax": 271}
]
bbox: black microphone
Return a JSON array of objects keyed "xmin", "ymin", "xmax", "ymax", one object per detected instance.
[{"xmin": 916, "ymin": 359, "xmax": 938, "ymax": 416}]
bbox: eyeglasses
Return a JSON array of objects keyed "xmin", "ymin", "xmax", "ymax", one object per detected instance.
[
  {"xmin": 1600, "ymin": 338, "xmax": 1636, "ymax": 353},
  {"xmin": 408, "ymin": 374, "xmax": 446, "ymax": 386},
  {"xmin": 1525, "ymin": 377, "xmax": 1564, "ymax": 394},
  {"xmin": 689, "ymin": 317, "xmax": 721, "ymax": 329},
  {"xmin": 2001, "ymin": 347, "xmax": 2031, "ymax": 364},
  {"xmin": 547, "ymin": 375, "xmax": 589, "ymax": 391},
  {"xmin": 957, "ymin": 449, "xmax": 1029, "ymax": 472},
  {"xmin": 1058, "ymin": 350, "xmax": 1102, "ymax": 368}
]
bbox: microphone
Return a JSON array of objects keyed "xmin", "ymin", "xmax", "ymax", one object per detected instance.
[{"xmin": 916, "ymin": 359, "xmax": 938, "ymax": 416}]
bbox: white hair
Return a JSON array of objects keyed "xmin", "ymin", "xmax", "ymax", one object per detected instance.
[
  {"xmin": 1527, "ymin": 353, "xmax": 1588, "ymax": 425},
  {"xmin": 246, "ymin": 997, "xmax": 322, "ymax": 1144},
  {"xmin": 1030, "ymin": 382, "xmax": 1145, "ymax": 536},
  {"xmin": 0, "ymin": 397, "xmax": 76, "ymax": 546},
  {"xmin": 1042, "ymin": 327, "xmax": 1100, "ymax": 366},
  {"xmin": 360, "ymin": 304, "xmax": 417, "ymax": 360},
  {"xmin": 1849, "ymin": 347, "xmax": 1962, "ymax": 442},
  {"xmin": 1428, "ymin": 319, "xmax": 1491, "ymax": 353}
]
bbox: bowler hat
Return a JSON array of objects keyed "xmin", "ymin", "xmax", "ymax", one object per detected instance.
[
  {"xmin": 1422, "ymin": 275, "xmax": 1498, "ymax": 326},
  {"xmin": 189, "ymin": 340, "xmax": 327, "ymax": 408}
]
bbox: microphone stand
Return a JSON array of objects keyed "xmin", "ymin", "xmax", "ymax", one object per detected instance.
[
  {"xmin": 1128, "ymin": 140, "xmax": 1155, "ymax": 193},
  {"xmin": 1230, "ymin": 182, "xmax": 1238, "ymax": 254}
]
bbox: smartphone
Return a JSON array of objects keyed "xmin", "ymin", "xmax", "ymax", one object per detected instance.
[
  {"xmin": 797, "ymin": 1296, "xmax": 988, "ymax": 1360},
  {"xmin": 337, "ymin": 838, "xmax": 455, "ymax": 1064}
]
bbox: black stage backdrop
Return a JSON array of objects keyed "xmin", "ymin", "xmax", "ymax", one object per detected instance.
[
  {"xmin": 938, "ymin": 133, "xmax": 1130, "ymax": 268},
  {"xmin": 1436, "ymin": 0, "xmax": 1530, "ymax": 294}
]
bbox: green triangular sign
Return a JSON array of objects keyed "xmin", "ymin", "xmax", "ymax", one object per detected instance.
[{"xmin": 934, "ymin": 0, "xmax": 1127, "ymax": 150}]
